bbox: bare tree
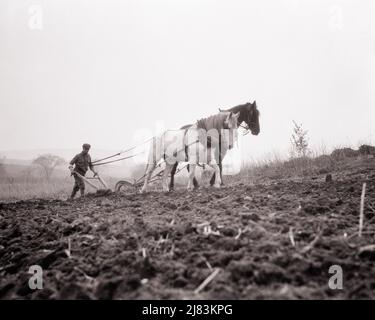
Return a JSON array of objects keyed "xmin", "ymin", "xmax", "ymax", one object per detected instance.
[
  {"xmin": 32, "ymin": 154, "xmax": 66, "ymax": 181},
  {"xmin": 290, "ymin": 120, "xmax": 310, "ymax": 158}
]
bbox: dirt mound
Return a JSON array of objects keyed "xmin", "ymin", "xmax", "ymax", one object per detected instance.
[
  {"xmin": 331, "ymin": 144, "xmax": 375, "ymax": 159},
  {"xmin": 358, "ymin": 144, "xmax": 375, "ymax": 156},
  {"xmin": 0, "ymin": 157, "xmax": 375, "ymax": 299},
  {"xmin": 331, "ymin": 148, "xmax": 359, "ymax": 159}
]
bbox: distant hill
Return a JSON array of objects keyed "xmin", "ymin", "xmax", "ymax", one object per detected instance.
[
  {"xmin": 0, "ymin": 148, "xmax": 121, "ymax": 162},
  {"xmin": 0, "ymin": 163, "xmax": 30, "ymax": 176},
  {"xmin": 0, "ymin": 149, "xmax": 147, "ymax": 179},
  {"xmin": 2, "ymin": 158, "xmax": 32, "ymax": 166},
  {"xmin": 0, "ymin": 163, "xmax": 67, "ymax": 179}
]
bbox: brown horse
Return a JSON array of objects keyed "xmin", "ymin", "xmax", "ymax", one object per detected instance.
[{"xmin": 169, "ymin": 101, "xmax": 260, "ymax": 190}]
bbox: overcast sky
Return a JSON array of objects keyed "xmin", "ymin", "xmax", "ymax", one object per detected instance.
[{"xmin": 0, "ymin": 0, "xmax": 374, "ymax": 162}]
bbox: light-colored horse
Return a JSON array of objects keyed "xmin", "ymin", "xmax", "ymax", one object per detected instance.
[{"xmin": 141, "ymin": 112, "xmax": 240, "ymax": 192}]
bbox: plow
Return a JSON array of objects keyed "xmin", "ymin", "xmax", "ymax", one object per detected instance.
[
  {"xmin": 113, "ymin": 163, "xmax": 189, "ymax": 193},
  {"xmin": 70, "ymin": 134, "xmax": 191, "ymax": 194}
]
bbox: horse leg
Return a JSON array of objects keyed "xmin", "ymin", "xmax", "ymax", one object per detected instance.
[
  {"xmin": 209, "ymin": 164, "xmax": 223, "ymax": 186},
  {"xmin": 212, "ymin": 141, "xmax": 225, "ymax": 186},
  {"xmin": 187, "ymin": 164, "xmax": 197, "ymax": 191},
  {"xmin": 209, "ymin": 172, "xmax": 216, "ymax": 186},
  {"xmin": 218, "ymin": 138, "xmax": 225, "ymax": 186},
  {"xmin": 193, "ymin": 175, "xmax": 199, "ymax": 189},
  {"xmin": 187, "ymin": 164, "xmax": 199, "ymax": 189},
  {"xmin": 208, "ymin": 163, "xmax": 221, "ymax": 188},
  {"xmin": 169, "ymin": 161, "xmax": 178, "ymax": 191},
  {"xmin": 162, "ymin": 163, "xmax": 173, "ymax": 192},
  {"xmin": 209, "ymin": 146, "xmax": 220, "ymax": 186},
  {"xmin": 219, "ymin": 161, "xmax": 224, "ymax": 186},
  {"xmin": 141, "ymin": 162, "xmax": 156, "ymax": 193}
]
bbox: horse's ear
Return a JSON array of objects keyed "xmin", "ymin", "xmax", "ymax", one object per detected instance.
[{"xmin": 253, "ymin": 100, "xmax": 256, "ymax": 105}]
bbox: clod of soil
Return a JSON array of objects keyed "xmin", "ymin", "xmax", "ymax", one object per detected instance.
[{"xmin": 0, "ymin": 157, "xmax": 374, "ymax": 299}]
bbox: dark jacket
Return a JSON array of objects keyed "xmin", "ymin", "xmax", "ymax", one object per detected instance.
[{"xmin": 70, "ymin": 152, "xmax": 93, "ymax": 174}]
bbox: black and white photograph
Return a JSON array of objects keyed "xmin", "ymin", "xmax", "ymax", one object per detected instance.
[{"xmin": 0, "ymin": 0, "xmax": 375, "ymax": 303}]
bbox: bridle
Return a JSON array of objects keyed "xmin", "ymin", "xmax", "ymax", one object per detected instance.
[
  {"xmin": 240, "ymin": 109, "xmax": 257, "ymax": 136},
  {"xmin": 240, "ymin": 124, "xmax": 250, "ymax": 136},
  {"xmin": 219, "ymin": 105, "xmax": 259, "ymax": 136}
]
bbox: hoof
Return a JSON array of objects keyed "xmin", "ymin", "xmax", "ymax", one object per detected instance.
[{"xmin": 213, "ymin": 184, "xmax": 221, "ymax": 189}]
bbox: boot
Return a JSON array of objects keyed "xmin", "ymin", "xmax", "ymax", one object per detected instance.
[{"xmin": 70, "ymin": 189, "xmax": 77, "ymax": 199}]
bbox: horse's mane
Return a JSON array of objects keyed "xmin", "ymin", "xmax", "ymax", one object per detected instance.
[
  {"xmin": 221, "ymin": 102, "xmax": 260, "ymax": 119},
  {"xmin": 180, "ymin": 101, "xmax": 260, "ymax": 131},
  {"xmin": 196, "ymin": 112, "xmax": 229, "ymax": 131}
]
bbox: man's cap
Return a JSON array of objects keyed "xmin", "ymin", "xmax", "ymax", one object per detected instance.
[{"xmin": 82, "ymin": 143, "xmax": 91, "ymax": 149}]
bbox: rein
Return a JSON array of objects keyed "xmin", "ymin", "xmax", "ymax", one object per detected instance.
[{"xmin": 93, "ymin": 152, "xmax": 144, "ymax": 166}]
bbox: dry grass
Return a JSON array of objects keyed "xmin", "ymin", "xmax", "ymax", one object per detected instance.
[
  {"xmin": 236, "ymin": 141, "xmax": 374, "ymax": 183},
  {"xmin": 0, "ymin": 175, "xmax": 119, "ymax": 201},
  {"xmin": 0, "ymin": 177, "xmax": 71, "ymax": 201},
  {"xmin": 239, "ymin": 154, "xmax": 335, "ymax": 183}
]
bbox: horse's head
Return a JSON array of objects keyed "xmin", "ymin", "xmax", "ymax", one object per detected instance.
[
  {"xmin": 224, "ymin": 112, "xmax": 240, "ymax": 130},
  {"xmin": 223, "ymin": 112, "xmax": 240, "ymax": 149},
  {"xmin": 219, "ymin": 101, "xmax": 260, "ymax": 135},
  {"xmin": 243, "ymin": 101, "xmax": 260, "ymax": 135}
]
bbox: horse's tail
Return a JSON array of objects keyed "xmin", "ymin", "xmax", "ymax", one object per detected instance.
[
  {"xmin": 142, "ymin": 138, "xmax": 153, "ymax": 176},
  {"xmin": 142, "ymin": 135, "xmax": 159, "ymax": 177}
]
